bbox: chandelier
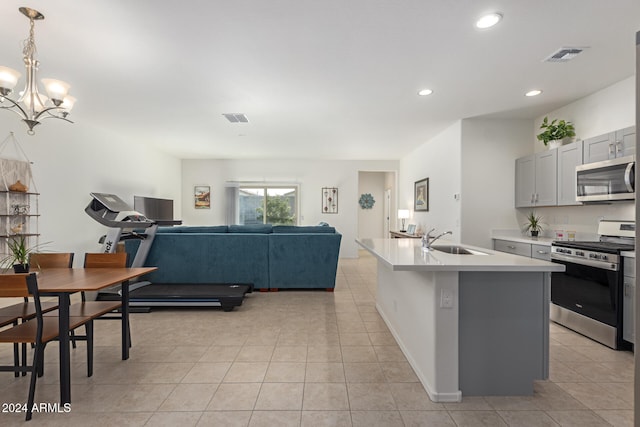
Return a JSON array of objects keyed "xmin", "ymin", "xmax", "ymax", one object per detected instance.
[{"xmin": 0, "ymin": 7, "xmax": 75, "ymax": 135}]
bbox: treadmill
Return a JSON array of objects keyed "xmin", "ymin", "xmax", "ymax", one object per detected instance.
[{"xmin": 85, "ymin": 192, "xmax": 253, "ymax": 311}]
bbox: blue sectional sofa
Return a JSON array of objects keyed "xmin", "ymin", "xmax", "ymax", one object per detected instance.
[{"xmin": 125, "ymin": 224, "xmax": 342, "ymax": 291}]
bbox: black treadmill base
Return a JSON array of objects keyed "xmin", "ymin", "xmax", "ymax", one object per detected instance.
[{"xmin": 97, "ymin": 283, "xmax": 253, "ymax": 311}]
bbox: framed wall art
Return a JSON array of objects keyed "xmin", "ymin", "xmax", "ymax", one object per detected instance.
[
  {"xmin": 414, "ymin": 178, "xmax": 429, "ymax": 211},
  {"xmin": 322, "ymin": 187, "xmax": 338, "ymax": 213},
  {"xmin": 194, "ymin": 185, "xmax": 210, "ymax": 209}
]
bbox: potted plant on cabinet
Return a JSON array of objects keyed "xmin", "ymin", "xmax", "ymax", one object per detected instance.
[
  {"xmin": 524, "ymin": 212, "xmax": 543, "ymax": 238},
  {"xmin": 536, "ymin": 116, "xmax": 576, "ymax": 149},
  {"xmin": 1, "ymin": 235, "xmax": 46, "ymax": 273}
]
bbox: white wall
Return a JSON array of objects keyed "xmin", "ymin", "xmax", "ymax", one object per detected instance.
[
  {"xmin": 398, "ymin": 121, "xmax": 462, "ymax": 242},
  {"xmin": 461, "ymin": 118, "xmax": 533, "ymax": 247},
  {"xmin": 181, "ymin": 158, "xmax": 399, "ymax": 258},
  {"xmin": 0, "ymin": 116, "xmax": 182, "ymax": 266},
  {"xmin": 528, "ymin": 76, "xmax": 636, "ymax": 237},
  {"xmin": 533, "ymin": 77, "xmax": 635, "ymax": 152},
  {"xmin": 398, "ymin": 118, "xmax": 533, "ymax": 248},
  {"xmin": 358, "ymin": 171, "xmax": 386, "ymax": 239}
]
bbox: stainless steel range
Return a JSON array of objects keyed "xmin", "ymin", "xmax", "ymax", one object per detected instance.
[{"xmin": 550, "ymin": 220, "xmax": 635, "ymax": 350}]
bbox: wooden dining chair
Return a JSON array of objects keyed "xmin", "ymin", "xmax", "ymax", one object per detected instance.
[
  {"xmin": 0, "ymin": 274, "xmax": 97, "ymax": 419},
  {"xmin": 0, "ymin": 253, "xmax": 73, "ymax": 321},
  {"xmin": 29, "ymin": 252, "xmax": 74, "ymax": 269},
  {"xmin": 49, "ymin": 253, "xmax": 130, "ymax": 374},
  {"xmin": 0, "ymin": 253, "xmax": 74, "ymax": 376},
  {"xmin": 0, "ymin": 274, "xmax": 61, "ymax": 421}
]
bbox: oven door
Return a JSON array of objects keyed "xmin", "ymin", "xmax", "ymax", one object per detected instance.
[{"xmin": 550, "ymin": 254, "xmax": 621, "ymax": 327}]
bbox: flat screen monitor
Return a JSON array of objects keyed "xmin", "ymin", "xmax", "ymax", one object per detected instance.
[{"xmin": 134, "ymin": 196, "xmax": 174, "ymax": 221}]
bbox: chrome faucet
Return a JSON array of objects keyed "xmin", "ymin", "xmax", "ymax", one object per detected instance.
[{"xmin": 422, "ymin": 229, "xmax": 453, "ymax": 251}]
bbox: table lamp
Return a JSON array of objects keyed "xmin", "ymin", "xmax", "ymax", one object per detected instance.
[{"xmin": 398, "ymin": 209, "xmax": 410, "ymax": 232}]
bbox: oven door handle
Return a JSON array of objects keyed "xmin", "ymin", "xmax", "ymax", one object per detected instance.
[
  {"xmin": 624, "ymin": 162, "xmax": 634, "ymax": 193},
  {"xmin": 551, "ymin": 253, "xmax": 619, "ymax": 271}
]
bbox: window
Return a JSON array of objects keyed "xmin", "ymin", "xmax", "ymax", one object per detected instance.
[{"xmin": 238, "ymin": 186, "xmax": 298, "ymax": 225}]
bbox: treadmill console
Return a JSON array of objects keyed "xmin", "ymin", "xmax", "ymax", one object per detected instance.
[{"xmin": 85, "ymin": 192, "xmax": 155, "ymax": 229}]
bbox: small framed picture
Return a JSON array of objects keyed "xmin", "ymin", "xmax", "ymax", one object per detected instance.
[
  {"xmin": 194, "ymin": 185, "xmax": 210, "ymax": 209},
  {"xmin": 406, "ymin": 224, "xmax": 416, "ymax": 235},
  {"xmin": 414, "ymin": 178, "xmax": 429, "ymax": 211},
  {"xmin": 322, "ymin": 187, "xmax": 338, "ymax": 213}
]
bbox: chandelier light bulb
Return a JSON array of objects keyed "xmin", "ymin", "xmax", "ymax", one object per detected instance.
[
  {"xmin": 0, "ymin": 66, "xmax": 21, "ymax": 95},
  {"xmin": 41, "ymin": 78, "xmax": 71, "ymax": 105}
]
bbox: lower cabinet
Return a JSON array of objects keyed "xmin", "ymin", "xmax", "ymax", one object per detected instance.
[
  {"xmin": 623, "ymin": 257, "xmax": 635, "ymax": 345},
  {"xmin": 493, "ymin": 239, "xmax": 551, "ymax": 261}
]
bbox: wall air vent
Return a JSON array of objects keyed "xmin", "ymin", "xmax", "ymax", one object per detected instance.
[
  {"xmin": 223, "ymin": 113, "xmax": 249, "ymax": 123},
  {"xmin": 543, "ymin": 47, "xmax": 588, "ymax": 63}
]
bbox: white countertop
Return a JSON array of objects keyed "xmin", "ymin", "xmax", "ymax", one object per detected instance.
[
  {"xmin": 492, "ymin": 234, "xmax": 555, "ymax": 246},
  {"xmin": 356, "ymin": 238, "xmax": 565, "ymax": 272}
]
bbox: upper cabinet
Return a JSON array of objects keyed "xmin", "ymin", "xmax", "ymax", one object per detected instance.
[
  {"xmin": 515, "ymin": 140, "xmax": 583, "ymax": 208},
  {"xmin": 583, "ymin": 126, "xmax": 636, "ymax": 163},
  {"xmin": 557, "ymin": 141, "xmax": 583, "ymax": 206},
  {"xmin": 515, "ymin": 150, "xmax": 557, "ymax": 207}
]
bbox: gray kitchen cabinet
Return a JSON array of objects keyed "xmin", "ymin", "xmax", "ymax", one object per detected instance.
[
  {"xmin": 493, "ymin": 239, "xmax": 551, "ymax": 261},
  {"xmin": 531, "ymin": 244, "xmax": 551, "ymax": 261},
  {"xmin": 515, "ymin": 150, "xmax": 557, "ymax": 207},
  {"xmin": 556, "ymin": 140, "xmax": 583, "ymax": 206},
  {"xmin": 582, "ymin": 126, "xmax": 636, "ymax": 163},
  {"xmin": 493, "ymin": 239, "xmax": 532, "ymax": 257},
  {"xmin": 623, "ymin": 256, "xmax": 635, "ymax": 344}
]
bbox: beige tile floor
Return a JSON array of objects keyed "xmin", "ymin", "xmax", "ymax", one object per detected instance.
[{"xmin": 0, "ymin": 250, "xmax": 634, "ymax": 426}]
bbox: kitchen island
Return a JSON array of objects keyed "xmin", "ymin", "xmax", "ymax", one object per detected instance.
[{"xmin": 356, "ymin": 237, "xmax": 565, "ymax": 402}]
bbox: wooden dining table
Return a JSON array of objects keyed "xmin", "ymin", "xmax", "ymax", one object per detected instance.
[{"xmin": 35, "ymin": 267, "xmax": 157, "ymax": 404}]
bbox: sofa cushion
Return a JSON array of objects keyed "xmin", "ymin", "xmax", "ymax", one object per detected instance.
[
  {"xmin": 157, "ymin": 225, "xmax": 229, "ymax": 233},
  {"xmin": 273, "ymin": 225, "xmax": 336, "ymax": 234},
  {"xmin": 229, "ymin": 224, "xmax": 273, "ymax": 234}
]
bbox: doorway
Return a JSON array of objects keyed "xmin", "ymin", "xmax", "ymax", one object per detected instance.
[{"xmin": 357, "ymin": 171, "xmax": 397, "ymax": 240}]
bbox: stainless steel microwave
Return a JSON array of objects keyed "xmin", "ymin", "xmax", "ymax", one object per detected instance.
[{"xmin": 576, "ymin": 155, "xmax": 635, "ymax": 202}]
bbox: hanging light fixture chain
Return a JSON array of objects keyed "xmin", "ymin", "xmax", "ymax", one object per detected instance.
[{"xmin": 22, "ymin": 17, "xmax": 37, "ymax": 60}]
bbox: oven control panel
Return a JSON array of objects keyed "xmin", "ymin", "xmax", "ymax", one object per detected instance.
[{"xmin": 551, "ymin": 246, "xmax": 619, "ymax": 268}]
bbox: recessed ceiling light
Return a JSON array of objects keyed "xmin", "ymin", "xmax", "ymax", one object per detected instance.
[
  {"xmin": 418, "ymin": 89, "xmax": 433, "ymax": 96},
  {"xmin": 525, "ymin": 90, "xmax": 543, "ymax": 97},
  {"xmin": 475, "ymin": 12, "xmax": 502, "ymax": 29}
]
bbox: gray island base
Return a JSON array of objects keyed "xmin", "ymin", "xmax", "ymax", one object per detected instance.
[{"xmin": 356, "ymin": 238, "xmax": 564, "ymax": 402}]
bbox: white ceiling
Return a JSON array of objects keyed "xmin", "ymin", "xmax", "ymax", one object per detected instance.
[{"xmin": 0, "ymin": 1, "xmax": 638, "ymax": 160}]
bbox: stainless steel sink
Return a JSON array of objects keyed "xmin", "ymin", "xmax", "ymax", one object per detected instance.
[{"xmin": 431, "ymin": 245, "xmax": 487, "ymax": 255}]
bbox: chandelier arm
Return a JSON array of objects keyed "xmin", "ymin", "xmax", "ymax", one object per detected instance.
[
  {"xmin": 39, "ymin": 113, "xmax": 74, "ymax": 124},
  {"xmin": 0, "ymin": 96, "xmax": 30, "ymax": 120},
  {"xmin": 32, "ymin": 106, "xmax": 71, "ymax": 122}
]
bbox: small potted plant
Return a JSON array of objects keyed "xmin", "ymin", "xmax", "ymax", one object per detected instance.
[
  {"xmin": 523, "ymin": 212, "xmax": 543, "ymax": 238},
  {"xmin": 1, "ymin": 235, "xmax": 46, "ymax": 273},
  {"xmin": 536, "ymin": 116, "xmax": 576, "ymax": 149}
]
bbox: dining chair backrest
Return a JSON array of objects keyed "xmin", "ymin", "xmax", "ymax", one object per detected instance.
[
  {"xmin": 83, "ymin": 252, "xmax": 128, "ymax": 268},
  {"xmin": 0, "ymin": 274, "xmax": 37, "ymax": 299},
  {"xmin": 29, "ymin": 252, "xmax": 74, "ymax": 269}
]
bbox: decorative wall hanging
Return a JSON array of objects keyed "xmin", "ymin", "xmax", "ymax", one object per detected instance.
[
  {"xmin": 358, "ymin": 193, "xmax": 375, "ymax": 209},
  {"xmin": 322, "ymin": 187, "xmax": 338, "ymax": 213},
  {"xmin": 194, "ymin": 185, "xmax": 210, "ymax": 209},
  {"xmin": 414, "ymin": 178, "xmax": 429, "ymax": 211}
]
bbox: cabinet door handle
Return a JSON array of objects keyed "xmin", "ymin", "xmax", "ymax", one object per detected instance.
[
  {"xmin": 616, "ymin": 140, "xmax": 622, "ymax": 153},
  {"xmin": 507, "ymin": 245, "xmax": 517, "ymax": 250},
  {"xmin": 609, "ymin": 143, "xmax": 615, "ymax": 154},
  {"xmin": 535, "ymin": 193, "xmax": 539, "ymax": 203},
  {"xmin": 537, "ymin": 250, "xmax": 548, "ymax": 254}
]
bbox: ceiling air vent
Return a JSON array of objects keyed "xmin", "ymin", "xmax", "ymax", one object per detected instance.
[
  {"xmin": 223, "ymin": 113, "xmax": 249, "ymax": 123},
  {"xmin": 543, "ymin": 47, "xmax": 588, "ymax": 63}
]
